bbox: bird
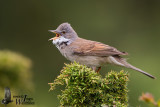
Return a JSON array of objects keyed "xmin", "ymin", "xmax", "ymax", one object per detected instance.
[
  {"xmin": 1, "ymin": 87, "xmax": 13, "ymax": 107},
  {"xmin": 49, "ymin": 22, "xmax": 155, "ymax": 79}
]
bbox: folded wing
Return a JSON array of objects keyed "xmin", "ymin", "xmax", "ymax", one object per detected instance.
[{"xmin": 73, "ymin": 39, "xmax": 128, "ymax": 57}]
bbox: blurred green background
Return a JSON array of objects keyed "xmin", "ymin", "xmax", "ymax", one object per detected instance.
[{"xmin": 0, "ymin": 0, "xmax": 160, "ymax": 106}]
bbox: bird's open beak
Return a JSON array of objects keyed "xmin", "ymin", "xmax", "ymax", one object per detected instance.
[
  {"xmin": 48, "ymin": 30, "xmax": 56, "ymax": 33},
  {"xmin": 49, "ymin": 37, "xmax": 59, "ymax": 41},
  {"xmin": 48, "ymin": 30, "xmax": 60, "ymax": 41}
]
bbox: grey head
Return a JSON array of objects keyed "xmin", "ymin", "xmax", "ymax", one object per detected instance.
[{"xmin": 49, "ymin": 23, "xmax": 78, "ymax": 41}]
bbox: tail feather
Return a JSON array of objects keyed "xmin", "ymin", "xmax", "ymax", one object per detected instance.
[
  {"xmin": 113, "ymin": 56, "xmax": 155, "ymax": 79},
  {"xmin": 123, "ymin": 62, "xmax": 155, "ymax": 79}
]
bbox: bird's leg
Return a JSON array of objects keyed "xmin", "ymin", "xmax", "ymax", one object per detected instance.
[
  {"xmin": 91, "ymin": 66, "xmax": 97, "ymax": 71},
  {"xmin": 96, "ymin": 67, "xmax": 101, "ymax": 73},
  {"xmin": 91, "ymin": 66, "xmax": 101, "ymax": 73}
]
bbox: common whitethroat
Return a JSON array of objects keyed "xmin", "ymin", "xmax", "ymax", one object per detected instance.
[{"xmin": 49, "ymin": 23, "xmax": 155, "ymax": 79}]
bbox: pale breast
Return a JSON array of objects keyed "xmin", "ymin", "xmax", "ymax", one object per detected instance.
[
  {"xmin": 62, "ymin": 51, "xmax": 108, "ymax": 67},
  {"xmin": 73, "ymin": 56, "xmax": 106, "ymax": 67},
  {"xmin": 58, "ymin": 43, "xmax": 109, "ymax": 67}
]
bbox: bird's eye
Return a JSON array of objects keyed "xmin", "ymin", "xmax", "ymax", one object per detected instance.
[{"xmin": 62, "ymin": 31, "xmax": 65, "ymax": 34}]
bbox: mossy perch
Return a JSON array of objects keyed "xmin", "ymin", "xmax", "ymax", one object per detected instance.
[{"xmin": 49, "ymin": 62, "xmax": 129, "ymax": 107}]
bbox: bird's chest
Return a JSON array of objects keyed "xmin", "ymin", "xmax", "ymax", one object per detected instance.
[
  {"xmin": 59, "ymin": 47, "xmax": 105, "ymax": 67},
  {"xmin": 58, "ymin": 45, "xmax": 72, "ymax": 60}
]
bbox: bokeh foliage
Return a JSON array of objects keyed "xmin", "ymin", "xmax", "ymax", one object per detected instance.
[
  {"xmin": 139, "ymin": 93, "xmax": 160, "ymax": 107},
  {"xmin": 0, "ymin": 50, "xmax": 33, "ymax": 89},
  {"xmin": 0, "ymin": 50, "xmax": 34, "ymax": 107},
  {"xmin": 49, "ymin": 62, "xmax": 129, "ymax": 106}
]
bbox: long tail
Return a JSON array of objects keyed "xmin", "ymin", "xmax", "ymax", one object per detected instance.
[{"xmin": 112, "ymin": 56, "xmax": 155, "ymax": 79}]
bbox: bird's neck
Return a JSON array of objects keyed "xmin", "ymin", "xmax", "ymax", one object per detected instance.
[{"xmin": 52, "ymin": 36, "xmax": 73, "ymax": 49}]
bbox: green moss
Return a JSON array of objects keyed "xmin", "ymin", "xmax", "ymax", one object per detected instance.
[{"xmin": 49, "ymin": 62, "xmax": 129, "ymax": 107}]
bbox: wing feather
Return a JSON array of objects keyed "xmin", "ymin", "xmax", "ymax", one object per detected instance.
[{"xmin": 73, "ymin": 38, "xmax": 128, "ymax": 56}]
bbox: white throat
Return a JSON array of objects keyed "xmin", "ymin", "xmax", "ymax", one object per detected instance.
[{"xmin": 52, "ymin": 36, "xmax": 72, "ymax": 49}]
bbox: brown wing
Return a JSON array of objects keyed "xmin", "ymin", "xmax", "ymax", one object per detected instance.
[{"xmin": 73, "ymin": 38, "xmax": 128, "ymax": 56}]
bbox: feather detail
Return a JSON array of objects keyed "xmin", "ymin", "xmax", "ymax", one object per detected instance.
[{"xmin": 72, "ymin": 38, "xmax": 128, "ymax": 56}]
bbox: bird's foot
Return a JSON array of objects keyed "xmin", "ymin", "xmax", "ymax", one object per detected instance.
[{"xmin": 96, "ymin": 67, "xmax": 101, "ymax": 73}]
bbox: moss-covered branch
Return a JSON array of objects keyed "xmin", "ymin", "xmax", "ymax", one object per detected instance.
[{"xmin": 49, "ymin": 62, "xmax": 129, "ymax": 107}]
